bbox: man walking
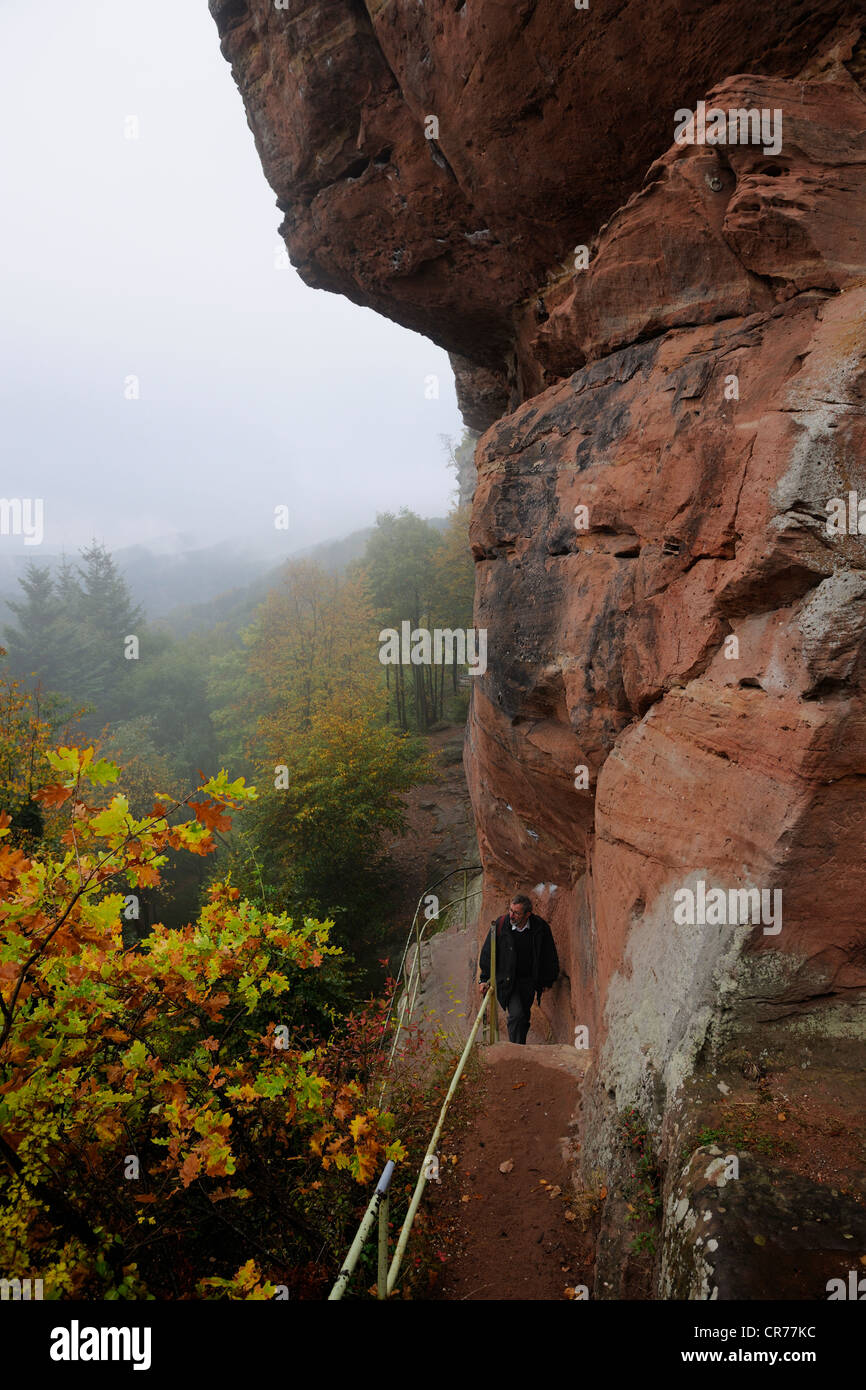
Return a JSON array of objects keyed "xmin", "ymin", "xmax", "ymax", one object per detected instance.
[{"xmin": 478, "ymin": 894, "xmax": 559, "ymax": 1044}]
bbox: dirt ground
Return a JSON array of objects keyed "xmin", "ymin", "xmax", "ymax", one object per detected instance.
[{"xmin": 429, "ymin": 1042, "xmax": 596, "ymax": 1300}]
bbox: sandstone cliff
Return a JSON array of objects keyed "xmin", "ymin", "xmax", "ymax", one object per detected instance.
[{"xmin": 210, "ymin": 0, "xmax": 866, "ymax": 1299}]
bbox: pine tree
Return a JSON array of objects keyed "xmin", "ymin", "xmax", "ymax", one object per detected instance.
[
  {"xmin": 3, "ymin": 564, "xmax": 60, "ymax": 677},
  {"xmin": 76, "ymin": 542, "xmax": 143, "ymax": 643},
  {"xmin": 3, "ymin": 562, "xmax": 86, "ymax": 705}
]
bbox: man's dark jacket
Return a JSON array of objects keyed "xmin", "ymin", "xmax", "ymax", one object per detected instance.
[{"xmin": 479, "ymin": 913, "xmax": 559, "ymax": 1010}]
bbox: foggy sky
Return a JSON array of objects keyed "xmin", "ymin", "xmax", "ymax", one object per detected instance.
[{"xmin": 0, "ymin": 0, "xmax": 462, "ymax": 557}]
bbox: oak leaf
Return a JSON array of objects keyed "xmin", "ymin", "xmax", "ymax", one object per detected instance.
[
  {"xmin": 192, "ymin": 800, "xmax": 232, "ymax": 833},
  {"xmin": 35, "ymin": 783, "xmax": 72, "ymax": 808}
]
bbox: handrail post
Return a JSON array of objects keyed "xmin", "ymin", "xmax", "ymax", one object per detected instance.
[
  {"xmin": 334, "ymin": 989, "xmax": 489, "ymax": 1302},
  {"xmin": 489, "ymin": 925, "xmax": 498, "ymax": 1043},
  {"xmin": 328, "ymin": 1159, "xmax": 395, "ymax": 1300},
  {"xmin": 377, "ymin": 1191, "xmax": 389, "ymax": 1299}
]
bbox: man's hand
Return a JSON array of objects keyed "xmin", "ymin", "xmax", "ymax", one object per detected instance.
[{"xmin": 478, "ymin": 980, "xmax": 489, "ymax": 995}]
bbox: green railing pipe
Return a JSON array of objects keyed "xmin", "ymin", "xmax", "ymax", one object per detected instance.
[
  {"xmin": 385, "ymin": 990, "xmax": 489, "ymax": 1295},
  {"xmin": 380, "ymin": 880, "xmax": 483, "ymax": 1097},
  {"xmin": 379, "ymin": 866, "xmax": 481, "ymax": 1044},
  {"xmin": 488, "ymin": 922, "xmax": 498, "ymax": 1043},
  {"xmin": 328, "ymin": 1159, "xmax": 395, "ymax": 1301}
]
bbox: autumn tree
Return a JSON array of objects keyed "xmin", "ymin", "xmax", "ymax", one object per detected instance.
[
  {"xmin": 0, "ymin": 748, "xmax": 405, "ymax": 1299},
  {"xmin": 211, "ymin": 560, "xmax": 432, "ymax": 962},
  {"xmin": 361, "ymin": 510, "xmax": 444, "ymax": 731},
  {"xmin": 360, "ymin": 507, "xmax": 476, "ymax": 729},
  {"xmin": 243, "ymin": 560, "xmax": 380, "ymax": 738},
  {"xmin": 0, "ymin": 648, "xmax": 83, "ymax": 849},
  {"xmin": 429, "ymin": 504, "xmax": 476, "ymax": 713},
  {"xmin": 242, "ymin": 702, "xmax": 433, "ymax": 954}
]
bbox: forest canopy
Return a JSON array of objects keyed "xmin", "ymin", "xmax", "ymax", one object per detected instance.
[{"xmin": 0, "ymin": 504, "xmax": 477, "ymax": 1297}]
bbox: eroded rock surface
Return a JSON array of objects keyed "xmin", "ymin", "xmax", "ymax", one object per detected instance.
[
  {"xmin": 209, "ymin": 0, "xmax": 861, "ymax": 410},
  {"xmin": 210, "ymin": 2, "xmax": 866, "ymax": 1298}
]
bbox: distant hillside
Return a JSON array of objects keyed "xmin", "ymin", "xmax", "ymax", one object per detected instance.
[
  {"xmin": 159, "ymin": 517, "xmax": 447, "ymax": 637},
  {"xmin": 0, "ymin": 518, "xmax": 448, "ymax": 640}
]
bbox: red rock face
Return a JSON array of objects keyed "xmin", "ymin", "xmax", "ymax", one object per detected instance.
[
  {"xmin": 467, "ymin": 66, "xmax": 866, "ymax": 1066},
  {"xmin": 209, "ymin": 0, "xmax": 859, "ymax": 408},
  {"xmin": 211, "ymin": 3, "xmax": 866, "ymax": 1296}
]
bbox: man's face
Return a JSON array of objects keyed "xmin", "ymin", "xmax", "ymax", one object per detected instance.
[{"xmin": 509, "ymin": 900, "xmax": 530, "ymax": 926}]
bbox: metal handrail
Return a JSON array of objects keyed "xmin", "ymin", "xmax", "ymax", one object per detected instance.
[
  {"xmin": 328, "ymin": 1160, "xmax": 395, "ymax": 1301},
  {"xmin": 327, "ymin": 868, "xmax": 496, "ymax": 1299},
  {"xmin": 385, "ymin": 990, "xmax": 488, "ymax": 1295},
  {"xmin": 329, "ymin": 990, "xmax": 490, "ymax": 1300},
  {"xmin": 380, "ymin": 865, "xmax": 482, "ymax": 1044},
  {"xmin": 378, "ymin": 866, "xmax": 482, "ymax": 1087},
  {"xmin": 383, "ymin": 885, "xmax": 482, "ymax": 1071}
]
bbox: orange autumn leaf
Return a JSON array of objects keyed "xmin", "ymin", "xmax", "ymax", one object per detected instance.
[
  {"xmin": 192, "ymin": 800, "xmax": 232, "ymax": 833},
  {"xmin": 34, "ymin": 783, "xmax": 72, "ymax": 808},
  {"xmin": 333, "ymin": 1086, "xmax": 355, "ymax": 1122},
  {"xmin": 130, "ymin": 864, "xmax": 161, "ymax": 887},
  {"xmin": 349, "ymin": 1114, "xmax": 370, "ymax": 1143},
  {"xmin": 180, "ymin": 1153, "xmax": 202, "ymax": 1188}
]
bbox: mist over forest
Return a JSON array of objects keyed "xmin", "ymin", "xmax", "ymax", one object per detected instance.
[
  {"xmin": 0, "ymin": 0, "xmax": 488, "ymax": 1306},
  {"xmin": 5, "ymin": 0, "xmax": 866, "ymax": 1329}
]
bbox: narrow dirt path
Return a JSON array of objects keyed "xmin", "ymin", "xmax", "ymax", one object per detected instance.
[{"xmin": 432, "ymin": 1042, "xmax": 595, "ymax": 1300}]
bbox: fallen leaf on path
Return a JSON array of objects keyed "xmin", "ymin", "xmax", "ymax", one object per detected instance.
[
  {"xmin": 512, "ymin": 1082, "xmax": 527, "ymax": 1090},
  {"xmin": 499, "ymin": 1159, "xmax": 514, "ymax": 1173},
  {"xmin": 777, "ymin": 1113, "xmax": 786, "ymax": 1121},
  {"xmin": 548, "ymin": 1185, "xmax": 562, "ymax": 1198},
  {"xmin": 599, "ymin": 1186, "xmax": 608, "ymax": 1200},
  {"xmin": 461, "ymin": 1195, "xmax": 471, "ymax": 1203},
  {"xmin": 564, "ymin": 1210, "xmax": 576, "ymax": 1222}
]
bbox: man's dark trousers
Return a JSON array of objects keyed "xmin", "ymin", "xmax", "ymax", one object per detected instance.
[{"xmin": 506, "ymin": 977, "xmax": 534, "ymax": 1044}]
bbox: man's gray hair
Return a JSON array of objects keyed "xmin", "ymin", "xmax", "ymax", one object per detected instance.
[{"xmin": 510, "ymin": 893, "xmax": 532, "ymax": 910}]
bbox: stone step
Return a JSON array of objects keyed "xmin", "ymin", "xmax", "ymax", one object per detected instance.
[{"xmin": 484, "ymin": 1040, "xmax": 591, "ymax": 1080}]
